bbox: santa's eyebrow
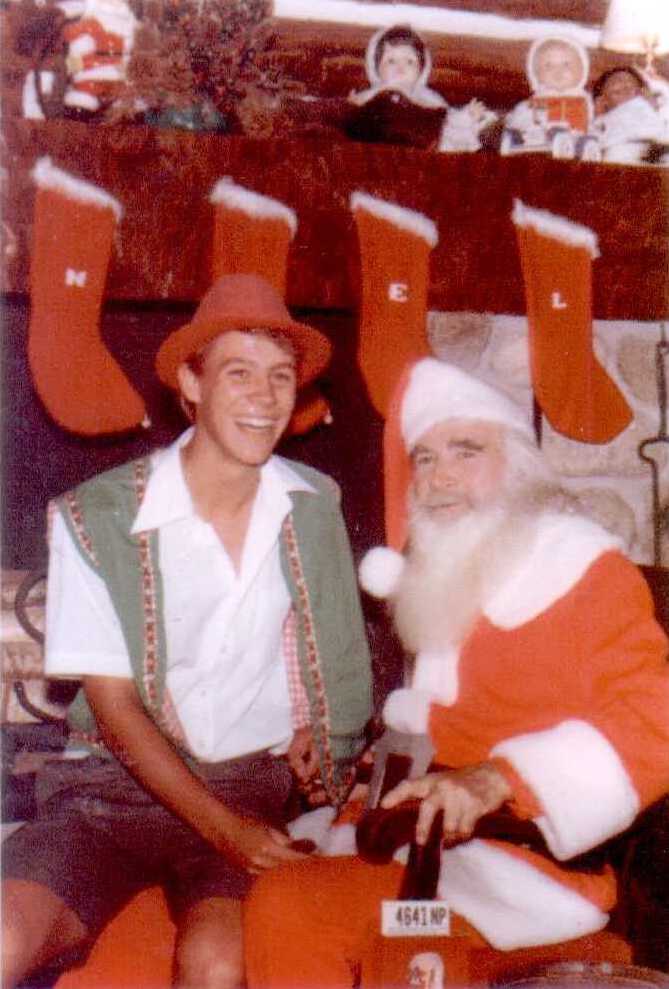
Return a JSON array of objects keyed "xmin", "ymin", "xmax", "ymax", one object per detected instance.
[{"xmin": 447, "ymin": 438, "xmax": 485, "ymax": 451}]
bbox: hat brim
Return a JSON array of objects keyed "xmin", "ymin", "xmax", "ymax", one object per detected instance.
[{"xmin": 155, "ymin": 316, "xmax": 332, "ymax": 389}]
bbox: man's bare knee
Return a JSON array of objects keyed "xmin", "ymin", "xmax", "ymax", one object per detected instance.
[
  {"xmin": 2, "ymin": 879, "xmax": 87, "ymax": 989},
  {"xmin": 173, "ymin": 897, "xmax": 244, "ymax": 989}
]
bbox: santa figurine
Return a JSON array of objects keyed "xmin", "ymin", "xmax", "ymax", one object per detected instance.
[
  {"xmin": 501, "ymin": 35, "xmax": 600, "ymax": 160},
  {"xmin": 61, "ymin": 0, "xmax": 137, "ymax": 117}
]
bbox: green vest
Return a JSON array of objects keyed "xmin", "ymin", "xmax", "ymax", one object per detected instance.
[{"xmin": 55, "ymin": 454, "xmax": 372, "ymax": 805}]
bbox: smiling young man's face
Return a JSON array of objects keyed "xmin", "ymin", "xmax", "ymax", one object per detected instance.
[
  {"xmin": 410, "ymin": 418, "xmax": 505, "ymax": 522},
  {"xmin": 178, "ymin": 330, "xmax": 297, "ymax": 470}
]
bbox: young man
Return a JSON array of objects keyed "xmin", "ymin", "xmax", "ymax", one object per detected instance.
[
  {"xmin": 244, "ymin": 358, "xmax": 669, "ymax": 988},
  {"xmin": 2, "ymin": 274, "xmax": 372, "ymax": 989}
]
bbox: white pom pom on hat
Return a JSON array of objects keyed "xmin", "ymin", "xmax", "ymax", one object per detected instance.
[
  {"xmin": 358, "ymin": 546, "xmax": 405, "ymax": 599},
  {"xmin": 401, "ymin": 357, "xmax": 533, "ymax": 450}
]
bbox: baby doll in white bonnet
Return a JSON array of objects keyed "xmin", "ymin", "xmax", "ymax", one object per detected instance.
[{"xmin": 502, "ymin": 35, "xmax": 599, "ymax": 159}]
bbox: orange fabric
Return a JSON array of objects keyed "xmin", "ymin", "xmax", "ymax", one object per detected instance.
[
  {"xmin": 361, "ymin": 928, "xmax": 630, "ymax": 987},
  {"xmin": 530, "ymin": 95, "xmax": 590, "ymax": 132},
  {"xmin": 353, "ymin": 207, "xmax": 433, "ymax": 418},
  {"xmin": 210, "ymin": 207, "xmax": 293, "ymax": 295},
  {"xmin": 382, "ymin": 361, "xmax": 416, "ymax": 550},
  {"xmin": 428, "ymin": 551, "xmax": 669, "ymax": 810},
  {"xmin": 28, "ymin": 185, "xmax": 146, "ymax": 436},
  {"xmin": 55, "ymin": 887, "xmax": 175, "ymax": 989},
  {"xmin": 515, "ymin": 220, "xmax": 632, "ymax": 444},
  {"xmin": 244, "ymin": 856, "xmax": 630, "ymax": 989}
]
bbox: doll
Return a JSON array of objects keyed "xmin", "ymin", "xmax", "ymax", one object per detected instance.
[
  {"xmin": 502, "ymin": 36, "xmax": 599, "ymax": 160},
  {"xmin": 349, "ymin": 24, "xmax": 447, "ymax": 109},
  {"xmin": 592, "ymin": 66, "xmax": 667, "ymax": 164},
  {"xmin": 348, "ymin": 23, "xmax": 496, "ymax": 152}
]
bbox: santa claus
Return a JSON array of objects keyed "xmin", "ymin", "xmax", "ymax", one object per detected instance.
[{"xmin": 243, "ymin": 357, "xmax": 669, "ymax": 987}]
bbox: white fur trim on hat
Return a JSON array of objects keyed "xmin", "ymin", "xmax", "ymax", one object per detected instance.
[
  {"xmin": 351, "ymin": 192, "xmax": 438, "ymax": 248},
  {"xmin": 526, "ymin": 35, "xmax": 589, "ymax": 96},
  {"xmin": 358, "ymin": 546, "xmax": 405, "ymax": 599},
  {"xmin": 32, "ymin": 156, "xmax": 123, "ymax": 220},
  {"xmin": 512, "ymin": 199, "xmax": 599, "ymax": 258},
  {"xmin": 401, "ymin": 357, "xmax": 533, "ymax": 450},
  {"xmin": 209, "ymin": 177, "xmax": 297, "ymax": 236}
]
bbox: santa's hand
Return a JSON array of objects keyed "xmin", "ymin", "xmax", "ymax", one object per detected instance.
[{"xmin": 381, "ymin": 762, "xmax": 512, "ymax": 845}]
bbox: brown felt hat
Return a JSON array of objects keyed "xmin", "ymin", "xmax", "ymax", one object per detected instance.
[{"xmin": 155, "ymin": 274, "xmax": 332, "ymax": 389}]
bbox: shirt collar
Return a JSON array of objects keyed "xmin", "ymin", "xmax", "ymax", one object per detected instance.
[{"xmin": 131, "ymin": 428, "xmax": 315, "ymax": 534}]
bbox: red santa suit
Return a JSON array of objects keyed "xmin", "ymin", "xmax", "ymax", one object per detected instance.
[{"xmin": 244, "ymin": 511, "xmax": 669, "ymax": 987}]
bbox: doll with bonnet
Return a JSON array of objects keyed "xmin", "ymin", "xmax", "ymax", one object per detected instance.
[
  {"xmin": 349, "ymin": 24, "xmax": 446, "ymax": 109},
  {"xmin": 502, "ymin": 35, "xmax": 599, "ymax": 160},
  {"xmin": 349, "ymin": 24, "xmax": 496, "ymax": 152}
]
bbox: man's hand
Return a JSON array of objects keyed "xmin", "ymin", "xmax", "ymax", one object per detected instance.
[
  {"xmin": 216, "ymin": 816, "xmax": 310, "ymax": 874},
  {"xmin": 380, "ymin": 761, "xmax": 512, "ymax": 846}
]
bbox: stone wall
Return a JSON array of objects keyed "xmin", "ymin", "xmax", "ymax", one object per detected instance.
[{"xmin": 428, "ymin": 311, "xmax": 669, "ymax": 565}]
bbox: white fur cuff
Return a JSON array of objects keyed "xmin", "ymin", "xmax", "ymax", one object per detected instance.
[{"xmin": 492, "ymin": 719, "xmax": 639, "ymax": 860}]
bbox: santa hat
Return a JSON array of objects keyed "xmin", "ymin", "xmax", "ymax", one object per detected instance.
[{"xmin": 359, "ymin": 358, "xmax": 533, "ymax": 597}]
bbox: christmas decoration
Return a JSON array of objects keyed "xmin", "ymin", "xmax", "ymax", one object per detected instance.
[
  {"xmin": 512, "ymin": 199, "xmax": 632, "ymax": 444},
  {"xmin": 208, "ymin": 178, "xmax": 330, "ymax": 435},
  {"xmin": 28, "ymin": 157, "xmax": 147, "ymax": 436},
  {"xmin": 113, "ymin": 0, "xmax": 275, "ymax": 128},
  {"xmin": 351, "ymin": 191, "xmax": 438, "ymax": 418}
]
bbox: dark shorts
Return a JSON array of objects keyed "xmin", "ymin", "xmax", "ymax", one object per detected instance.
[{"xmin": 2, "ymin": 750, "xmax": 293, "ymax": 940}]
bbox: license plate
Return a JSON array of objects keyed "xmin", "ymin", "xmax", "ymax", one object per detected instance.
[{"xmin": 381, "ymin": 900, "xmax": 451, "ymax": 937}]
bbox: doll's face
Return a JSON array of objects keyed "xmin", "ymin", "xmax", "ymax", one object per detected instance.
[
  {"xmin": 377, "ymin": 43, "xmax": 421, "ymax": 88},
  {"xmin": 533, "ymin": 42, "xmax": 583, "ymax": 91},
  {"xmin": 600, "ymin": 71, "xmax": 642, "ymax": 110}
]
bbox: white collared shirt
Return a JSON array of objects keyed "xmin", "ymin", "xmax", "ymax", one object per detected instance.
[{"xmin": 45, "ymin": 429, "xmax": 315, "ymax": 761}]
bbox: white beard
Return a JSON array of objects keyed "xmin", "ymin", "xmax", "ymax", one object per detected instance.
[{"xmin": 392, "ymin": 501, "xmax": 536, "ymax": 654}]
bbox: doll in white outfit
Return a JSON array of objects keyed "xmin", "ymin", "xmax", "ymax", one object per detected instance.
[{"xmin": 593, "ymin": 66, "xmax": 668, "ymax": 164}]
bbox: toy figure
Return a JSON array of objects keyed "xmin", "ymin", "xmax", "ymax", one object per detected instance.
[
  {"xmin": 592, "ymin": 67, "xmax": 667, "ymax": 164},
  {"xmin": 501, "ymin": 35, "xmax": 600, "ymax": 160},
  {"xmin": 62, "ymin": 0, "xmax": 137, "ymax": 117},
  {"xmin": 349, "ymin": 24, "xmax": 447, "ymax": 109},
  {"xmin": 348, "ymin": 23, "xmax": 496, "ymax": 152}
]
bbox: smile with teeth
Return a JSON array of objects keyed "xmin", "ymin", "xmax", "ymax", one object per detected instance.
[{"xmin": 236, "ymin": 417, "xmax": 278, "ymax": 432}]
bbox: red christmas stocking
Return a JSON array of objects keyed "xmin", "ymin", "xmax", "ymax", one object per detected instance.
[
  {"xmin": 209, "ymin": 176, "xmax": 297, "ymax": 294},
  {"xmin": 383, "ymin": 362, "xmax": 416, "ymax": 551},
  {"xmin": 210, "ymin": 176, "xmax": 329, "ymax": 435},
  {"xmin": 512, "ymin": 199, "xmax": 632, "ymax": 444},
  {"xmin": 29, "ymin": 157, "xmax": 146, "ymax": 436},
  {"xmin": 351, "ymin": 191, "xmax": 438, "ymax": 417}
]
